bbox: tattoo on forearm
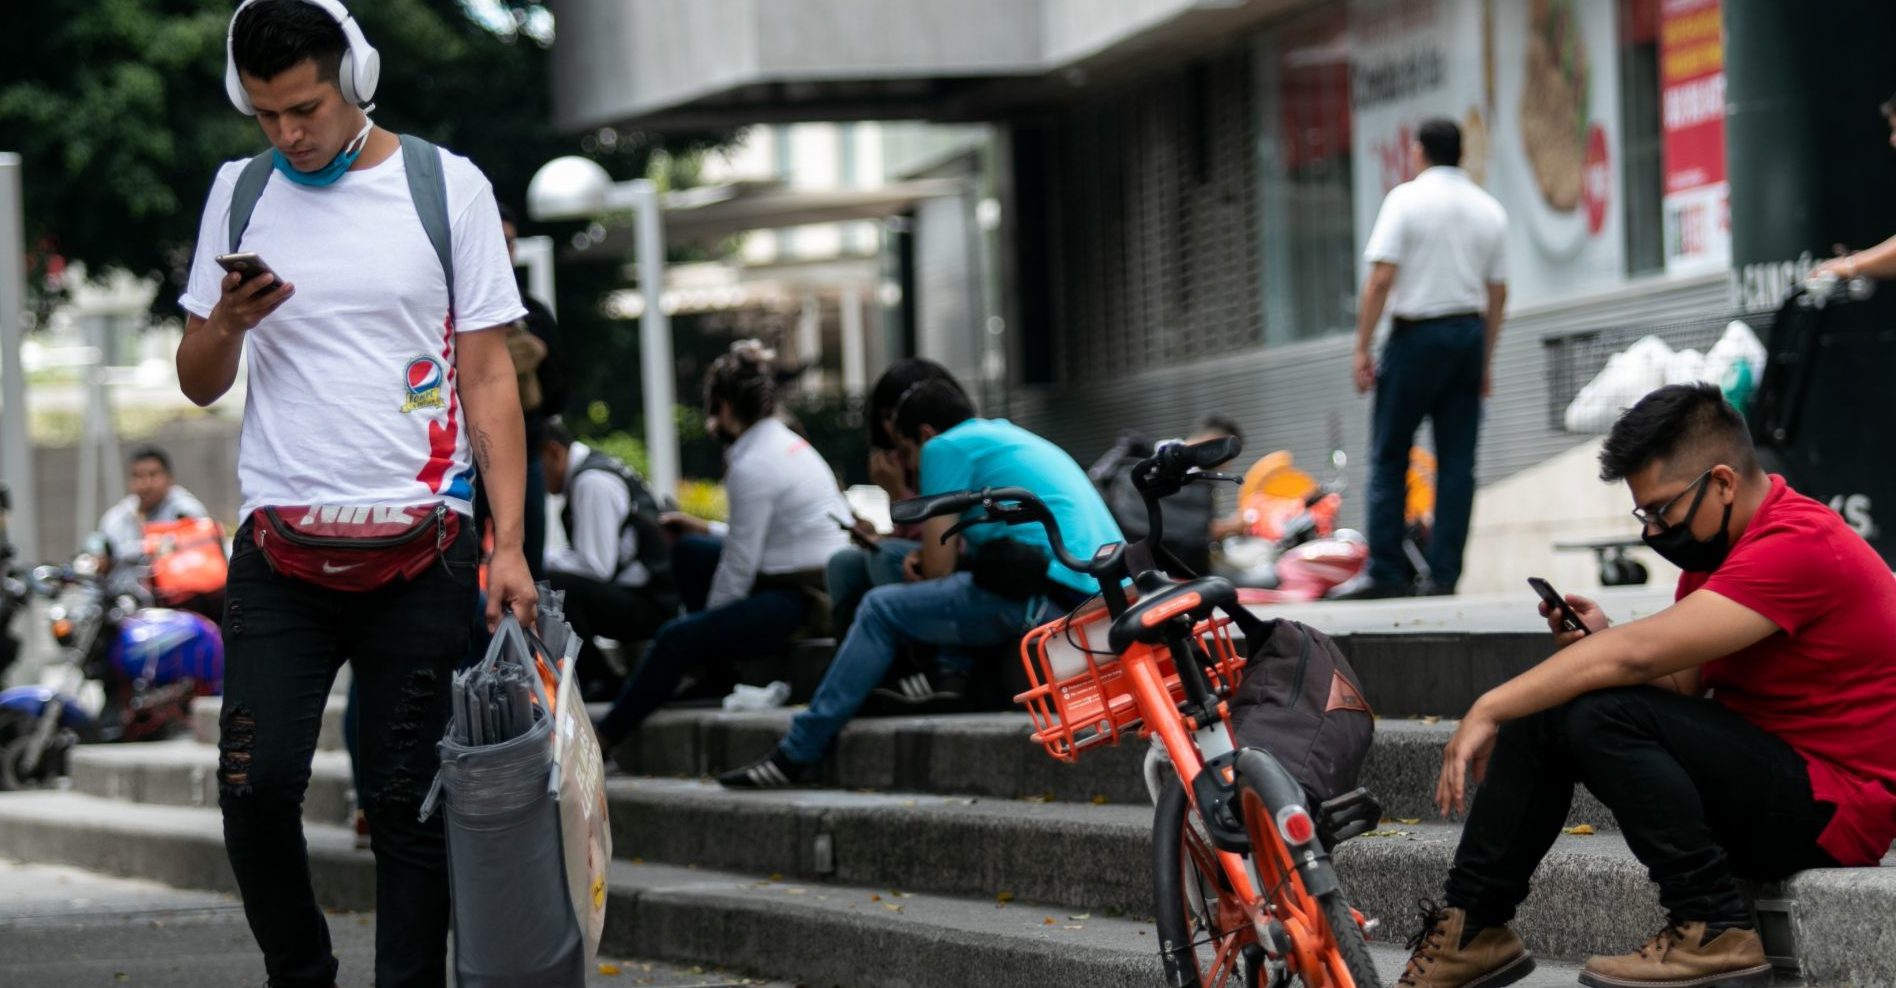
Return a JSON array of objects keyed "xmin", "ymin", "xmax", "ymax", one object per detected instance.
[{"xmin": 471, "ymin": 424, "xmax": 494, "ymax": 477}]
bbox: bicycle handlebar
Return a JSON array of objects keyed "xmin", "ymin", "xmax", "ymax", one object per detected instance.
[
  {"xmin": 888, "ymin": 486, "xmax": 1108, "ymax": 577},
  {"xmin": 1130, "ymin": 436, "xmax": 1242, "ymax": 494},
  {"xmin": 888, "ymin": 489, "xmax": 987, "ymax": 526},
  {"xmin": 888, "ymin": 435, "xmax": 1244, "ymax": 595}
]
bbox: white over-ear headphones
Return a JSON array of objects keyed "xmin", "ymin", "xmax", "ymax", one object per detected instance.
[{"xmin": 225, "ymin": 0, "xmax": 382, "ymax": 116}]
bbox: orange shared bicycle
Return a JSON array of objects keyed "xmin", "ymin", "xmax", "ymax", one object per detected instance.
[{"xmin": 894, "ymin": 436, "xmax": 1384, "ymax": 988}]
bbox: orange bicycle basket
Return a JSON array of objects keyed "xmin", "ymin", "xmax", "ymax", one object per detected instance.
[{"xmin": 1014, "ymin": 601, "xmax": 1248, "ymax": 761}]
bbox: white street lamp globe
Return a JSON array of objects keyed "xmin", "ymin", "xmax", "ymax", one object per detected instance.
[{"xmin": 527, "ymin": 156, "xmax": 615, "ymax": 222}]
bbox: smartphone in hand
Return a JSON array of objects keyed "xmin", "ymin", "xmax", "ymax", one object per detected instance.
[
  {"xmin": 215, "ymin": 252, "xmax": 277, "ymax": 285},
  {"xmin": 1528, "ymin": 576, "xmax": 1588, "ymax": 635}
]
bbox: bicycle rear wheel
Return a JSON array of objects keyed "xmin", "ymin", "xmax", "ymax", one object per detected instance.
[
  {"xmin": 1235, "ymin": 757, "xmax": 1379, "ymax": 988},
  {"xmin": 1152, "ymin": 776, "xmax": 1258, "ymax": 988}
]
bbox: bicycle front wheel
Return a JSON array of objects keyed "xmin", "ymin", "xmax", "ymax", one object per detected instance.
[
  {"xmin": 1152, "ymin": 775, "xmax": 1258, "ymax": 987},
  {"xmin": 1236, "ymin": 754, "xmax": 1380, "ymax": 988}
]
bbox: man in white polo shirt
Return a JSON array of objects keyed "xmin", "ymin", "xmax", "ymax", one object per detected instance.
[{"xmin": 1343, "ymin": 117, "xmax": 1508, "ymax": 599}]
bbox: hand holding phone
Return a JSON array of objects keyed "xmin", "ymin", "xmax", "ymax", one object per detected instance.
[
  {"xmin": 209, "ymin": 252, "xmax": 293, "ymax": 333},
  {"xmin": 1528, "ymin": 577, "xmax": 1589, "ymax": 636},
  {"xmin": 215, "ymin": 252, "xmax": 276, "ymax": 284},
  {"xmin": 834, "ymin": 513, "xmax": 880, "ymax": 551}
]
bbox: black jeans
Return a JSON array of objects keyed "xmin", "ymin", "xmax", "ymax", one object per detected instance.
[
  {"xmin": 547, "ymin": 569, "xmax": 675, "ymax": 694},
  {"xmin": 1367, "ymin": 314, "xmax": 1483, "ymax": 591},
  {"xmin": 1445, "ymin": 686, "xmax": 1837, "ymax": 927},
  {"xmin": 218, "ymin": 519, "xmax": 477, "ymax": 988}
]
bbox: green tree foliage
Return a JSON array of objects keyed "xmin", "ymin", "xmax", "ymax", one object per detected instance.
[
  {"xmin": 0, "ymin": 0, "xmax": 761, "ymax": 475},
  {"xmin": 0, "ymin": 0, "xmax": 715, "ymax": 310}
]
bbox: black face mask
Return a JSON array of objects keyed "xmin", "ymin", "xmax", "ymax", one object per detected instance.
[
  {"xmin": 1641, "ymin": 476, "xmax": 1734, "ymax": 572},
  {"xmin": 709, "ymin": 421, "xmax": 736, "ymax": 446}
]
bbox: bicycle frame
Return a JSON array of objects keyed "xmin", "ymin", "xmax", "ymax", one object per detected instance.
[{"xmin": 897, "ymin": 436, "xmax": 1368, "ymax": 987}]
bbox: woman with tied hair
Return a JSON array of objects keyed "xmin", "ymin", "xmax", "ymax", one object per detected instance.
[{"xmin": 593, "ymin": 340, "xmax": 850, "ymax": 750}]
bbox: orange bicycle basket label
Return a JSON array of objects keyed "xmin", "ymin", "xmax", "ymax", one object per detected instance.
[{"xmin": 1140, "ymin": 592, "xmax": 1202, "ymax": 627}]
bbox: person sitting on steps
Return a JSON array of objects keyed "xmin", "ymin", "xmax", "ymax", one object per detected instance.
[
  {"xmin": 592, "ymin": 341, "xmax": 849, "ymax": 753},
  {"xmin": 1398, "ymin": 383, "xmax": 1896, "ymax": 988},
  {"xmin": 824, "ymin": 358, "xmax": 966, "ymax": 636},
  {"xmin": 541, "ymin": 419, "xmax": 678, "ymax": 701},
  {"xmin": 718, "ymin": 379, "xmax": 1123, "ymax": 789}
]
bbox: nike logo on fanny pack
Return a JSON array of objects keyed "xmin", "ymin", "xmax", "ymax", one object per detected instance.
[{"xmin": 322, "ymin": 561, "xmax": 363, "ymax": 574}]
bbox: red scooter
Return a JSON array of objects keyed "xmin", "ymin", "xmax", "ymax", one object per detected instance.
[{"xmin": 1219, "ymin": 448, "xmax": 1432, "ymax": 602}]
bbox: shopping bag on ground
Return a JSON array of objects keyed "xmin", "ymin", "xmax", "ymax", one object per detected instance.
[{"xmin": 423, "ymin": 597, "xmax": 606, "ymax": 988}]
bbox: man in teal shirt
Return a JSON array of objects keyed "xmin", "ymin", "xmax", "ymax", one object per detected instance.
[{"xmin": 722, "ymin": 379, "xmax": 1122, "ymax": 787}]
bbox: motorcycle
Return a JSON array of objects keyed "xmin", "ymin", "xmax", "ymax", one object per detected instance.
[
  {"xmin": 1218, "ymin": 447, "xmax": 1434, "ymax": 601},
  {"xmin": 0, "ymin": 538, "xmax": 225, "ymax": 790}
]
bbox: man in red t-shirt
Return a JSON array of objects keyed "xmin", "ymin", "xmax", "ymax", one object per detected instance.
[{"xmin": 1397, "ymin": 383, "xmax": 1896, "ymax": 988}]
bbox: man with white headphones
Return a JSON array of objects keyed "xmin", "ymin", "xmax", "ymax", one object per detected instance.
[{"xmin": 174, "ymin": 2, "xmax": 534, "ymax": 985}]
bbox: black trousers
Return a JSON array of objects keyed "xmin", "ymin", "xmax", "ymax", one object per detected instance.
[
  {"xmin": 546, "ymin": 569, "xmax": 674, "ymax": 693},
  {"xmin": 1445, "ymin": 686, "xmax": 1836, "ymax": 927},
  {"xmin": 218, "ymin": 520, "xmax": 477, "ymax": 988}
]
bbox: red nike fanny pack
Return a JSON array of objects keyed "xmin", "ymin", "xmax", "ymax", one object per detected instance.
[{"xmin": 253, "ymin": 504, "xmax": 460, "ymax": 592}]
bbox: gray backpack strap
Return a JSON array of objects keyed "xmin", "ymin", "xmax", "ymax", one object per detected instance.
[
  {"xmin": 226, "ymin": 151, "xmax": 277, "ymax": 253},
  {"xmin": 398, "ymin": 133, "xmax": 455, "ymax": 319}
]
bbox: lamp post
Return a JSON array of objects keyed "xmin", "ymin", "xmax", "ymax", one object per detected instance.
[
  {"xmin": 527, "ymin": 157, "xmax": 677, "ymax": 499},
  {"xmin": 0, "ymin": 153, "xmax": 34, "ymax": 565}
]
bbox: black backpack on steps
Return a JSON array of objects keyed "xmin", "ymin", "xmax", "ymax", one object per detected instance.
[{"xmin": 1227, "ymin": 618, "xmax": 1375, "ymax": 807}]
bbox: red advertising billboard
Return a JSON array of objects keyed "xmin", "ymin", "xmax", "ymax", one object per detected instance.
[{"xmin": 1660, "ymin": 0, "xmax": 1729, "ymax": 271}]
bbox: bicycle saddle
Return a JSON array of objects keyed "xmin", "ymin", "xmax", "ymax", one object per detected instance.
[{"xmin": 1107, "ymin": 575, "xmax": 1240, "ymax": 653}]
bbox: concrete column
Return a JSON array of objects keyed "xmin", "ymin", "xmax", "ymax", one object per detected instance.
[
  {"xmin": 513, "ymin": 234, "xmax": 557, "ymax": 317},
  {"xmin": 796, "ymin": 290, "xmax": 822, "ymax": 392},
  {"xmin": 840, "ymin": 284, "xmax": 867, "ymax": 396},
  {"xmin": 631, "ymin": 182, "xmax": 678, "ymax": 499},
  {"xmin": 0, "ymin": 154, "xmax": 32, "ymax": 563}
]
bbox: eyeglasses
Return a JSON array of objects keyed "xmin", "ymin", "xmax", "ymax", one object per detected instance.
[{"xmin": 1631, "ymin": 469, "xmax": 1713, "ymax": 533}]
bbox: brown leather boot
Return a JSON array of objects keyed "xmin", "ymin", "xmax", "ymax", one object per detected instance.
[
  {"xmin": 1396, "ymin": 902, "xmax": 1537, "ymax": 988},
  {"xmin": 1579, "ymin": 922, "xmax": 1773, "ymax": 988}
]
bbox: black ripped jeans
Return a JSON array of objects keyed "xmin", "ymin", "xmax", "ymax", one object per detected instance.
[{"xmin": 219, "ymin": 518, "xmax": 476, "ymax": 988}]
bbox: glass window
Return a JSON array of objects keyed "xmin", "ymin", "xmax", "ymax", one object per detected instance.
[
  {"xmin": 1618, "ymin": 0, "xmax": 1665, "ymax": 277},
  {"xmin": 1256, "ymin": 9, "xmax": 1359, "ymax": 346}
]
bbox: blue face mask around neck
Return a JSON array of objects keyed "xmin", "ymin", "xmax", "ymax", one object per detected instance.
[{"xmin": 272, "ymin": 120, "xmax": 373, "ymax": 187}]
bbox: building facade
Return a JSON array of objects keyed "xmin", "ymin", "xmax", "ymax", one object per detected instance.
[{"xmin": 546, "ymin": 0, "xmax": 1896, "ymax": 588}]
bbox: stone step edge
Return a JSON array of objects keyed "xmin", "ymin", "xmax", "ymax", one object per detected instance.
[
  {"xmin": 0, "ymin": 790, "xmax": 1604, "ymax": 988},
  {"xmin": 1, "ymin": 786, "xmax": 1878, "ymax": 983}
]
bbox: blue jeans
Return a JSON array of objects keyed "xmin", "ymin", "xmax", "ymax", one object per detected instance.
[
  {"xmin": 779, "ymin": 573, "xmax": 1056, "ymax": 764},
  {"xmin": 1367, "ymin": 314, "xmax": 1483, "ymax": 591},
  {"xmin": 824, "ymin": 538, "xmax": 920, "ymax": 634},
  {"xmin": 593, "ymin": 585, "xmax": 810, "ymax": 746}
]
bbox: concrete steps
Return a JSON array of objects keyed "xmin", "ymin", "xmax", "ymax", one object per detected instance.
[
  {"xmin": 84, "ymin": 709, "xmax": 1619, "ymax": 834},
  {"xmin": 28, "ymin": 741, "xmax": 1896, "ymax": 984},
  {"xmin": 13, "ymin": 588, "xmax": 1887, "ymax": 986},
  {"xmin": 0, "ymin": 790, "xmax": 1609, "ymax": 988},
  {"xmin": 615, "ymin": 707, "xmax": 1618, "ymax": 830}
]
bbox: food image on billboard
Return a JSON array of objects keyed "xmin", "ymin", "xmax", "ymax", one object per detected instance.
[{"xmin": 1349, "ymin": 0, "xmax": 1625, "ymax": 306}]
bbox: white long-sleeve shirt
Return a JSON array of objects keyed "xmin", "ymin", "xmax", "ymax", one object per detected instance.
[
  {"xmin": 546, "ymin": 442, "xmax": 651, "ymax": 587},
  {"xmin": 706, "ymin": 418, "xmax": 850, "ymax": 610}
]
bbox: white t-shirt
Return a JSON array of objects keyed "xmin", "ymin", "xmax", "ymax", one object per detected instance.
[
  {"xmin": 1362, "ymin": 166, "xmax": 1508, "ymax": 320},
  {"xmin": 546, "ymin": 442, "xmax": 651, "ymax": 588},
  {"xmin": 706, "ymin": 417, "xmax": 851, "ymax": 610},
  {"xmin": 179, "ymin": 144, "xmax": 527, "ymax": 520}
]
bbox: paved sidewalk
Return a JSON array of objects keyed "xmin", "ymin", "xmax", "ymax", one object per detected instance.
[{"xmin": 0, "ymin": 860, "xmax": 778, "ymax": 987}]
